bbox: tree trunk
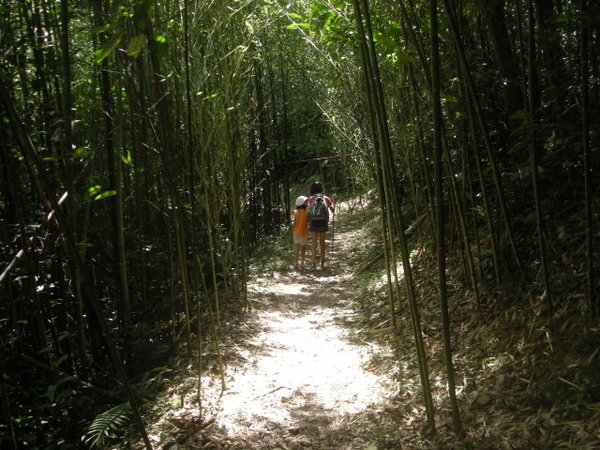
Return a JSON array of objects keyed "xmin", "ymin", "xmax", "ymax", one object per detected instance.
[
  {"xmin": 527, "ymin": 0, "xmax": 553, "ymax": 314},
  {"xmin": 431, "ymin": 0, "xmax": 463, "ymax": 436},
  {"xmin": 579, "ymin": 0, "xmax": 595, "ymax": 319},
  {"xmin": 478, "ymin": 0, "xmax": 525, "ymax": 119}
]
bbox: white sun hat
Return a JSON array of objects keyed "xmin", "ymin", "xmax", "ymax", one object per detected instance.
[{"xmin": 295, "ymin": 195, "xmax": 307, "ymax": 206}]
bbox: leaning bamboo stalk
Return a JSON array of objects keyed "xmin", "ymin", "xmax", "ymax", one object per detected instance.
[{"xmin": 353, "ymin": 0, "xmax": 436, "ymax": 431}]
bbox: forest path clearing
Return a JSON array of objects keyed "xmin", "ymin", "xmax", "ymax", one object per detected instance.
[{"xmin": 193, "ymin": 202, "xmax": 398, "ymax": 449}]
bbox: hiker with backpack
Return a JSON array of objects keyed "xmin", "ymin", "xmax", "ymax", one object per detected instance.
[{"xmin": 307, "ymin": 181, "xmax": 336, "ymax": 269}]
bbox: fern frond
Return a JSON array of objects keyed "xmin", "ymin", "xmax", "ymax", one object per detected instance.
[{"xmin": 82, "ymin": 402, "xmax": 132, "ymax": 448}]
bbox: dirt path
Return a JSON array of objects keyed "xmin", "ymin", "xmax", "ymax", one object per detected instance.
[{"xmin": 196, "ymin": 205, "xmax": 397, "ymax": 449}]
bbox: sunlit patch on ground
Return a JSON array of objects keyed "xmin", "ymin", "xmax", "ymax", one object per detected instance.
[
  {"xmin": 248, "ymin": 282, "xmax": 313, "ymax": 297},
  {"xmin": 214, "ymin": 301, "xmax": 392, "ymax": 436}
]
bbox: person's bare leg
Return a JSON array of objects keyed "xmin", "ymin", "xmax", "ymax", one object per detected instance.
[
  {"xmin": 293, "ymin": 243, "xmax": 300, "ymax": 268},
  {"xmin": 300, "ymin": 245, "xmax": 306, "ymax": 267},
  {"xmin": 311, "ymin": 233, "xmax": 318, "ymax": 267},
  {"xmin": 319, "ymin": 232, "xmax": 326, "ymax": 266}
]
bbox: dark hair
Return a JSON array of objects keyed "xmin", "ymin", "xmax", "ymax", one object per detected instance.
[{"xmin": 310, "ymin": 181, "xmax": 324, "ymax": 195}]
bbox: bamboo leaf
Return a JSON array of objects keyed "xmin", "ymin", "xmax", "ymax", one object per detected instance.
[
  {"xmin": 91, "ymin": 23, "xmax": 111, "ymax": 33},
  {"xmin": 121, "ymin": 151, "xmax": 133, "ymax": 166},
  {"xmin": 287, "ymin": 23, "xmax": 311, "ymax": 30},
  {"xmin": 127, "ymin": 33, "xmax": 146, "ymax": 57},
  {"xmin": 373, "ymin": 32, "xmax": 396, "ymax": 48},
  {"xmin": 94, "ymin": 30, "xmax": 125, "ymax": 63},
  {"xmin": 41, "ymin": 384, "xmax": 57, "ymax": 402},
  {"xmin": 87, "ymin": 185, "xmax": 102, "ymax": 197},
  {"xmin": 94, "ymin": 190, "xmax": 117, "ymax": 201}
]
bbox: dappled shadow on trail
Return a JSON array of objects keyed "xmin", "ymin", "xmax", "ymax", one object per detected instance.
[
  {"xmin": 200, "ymin": 278, "xmax": 393, "ymax": 448},
  {"xmin": 190, "ymin": 208, "xmax": 397, "ymax": 449},
  {"xmin": 142, "ymin": 203, "xmax": 405, "ymax": 449}
]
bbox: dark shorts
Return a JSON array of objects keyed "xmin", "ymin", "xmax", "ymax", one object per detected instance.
[{"xmin": 309, "ymin": 225, "xmax": 328, "ymax": 233}]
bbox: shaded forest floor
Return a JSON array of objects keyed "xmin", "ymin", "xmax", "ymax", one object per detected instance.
[{"xmin": 136, "ymin": 199, "xmax": 600, "ymax": 449}]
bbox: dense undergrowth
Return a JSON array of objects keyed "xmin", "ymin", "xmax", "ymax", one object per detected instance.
[{"xmin": 340, "ymin": 195, "xmax": 600, "ymax": 448}]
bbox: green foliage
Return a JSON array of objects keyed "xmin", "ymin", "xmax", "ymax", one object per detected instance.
[
  {"xmin": 287, "ymin": 1, "xmax": 352, "ymax": 47},
  {"xmin": 82, "ymin": 402, "xmax": 132, "ymax": 448},
  {"xmin": 92, "ymin": 0, "xmax": 166, "ymax": 62},
  {"xmin": 248, "ymin": 229, "xmax": 292, "ymax": 273},
  {"xmin": 93, "ymin": 29, "xmax": 125, "ymax": 63},
  {"xmin": 87, "ymin": 185, "xmax": 117, "ymax": 201},
  {"xmin": 39, "ymin": 376, "xmax": 77, "ymax": 403},
  {"xmin": 149, "ymin": 34, "xmax": 168, "ymax": 60},
  {"xmin": 126, "ymin": 33, "xmax": 146, "ymax": 57}
]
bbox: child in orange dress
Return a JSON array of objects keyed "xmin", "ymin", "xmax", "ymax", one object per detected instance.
[{"xmin": 293, "ymin": 196, "xmax": 309, "ymax": 269}]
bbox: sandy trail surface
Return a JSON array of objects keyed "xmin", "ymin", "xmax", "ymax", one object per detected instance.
[{"xmin": 203, "ymin": 207, "xmax": 396, "ymax": 449}]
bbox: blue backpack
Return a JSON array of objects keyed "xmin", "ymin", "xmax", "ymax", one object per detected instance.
[{"xmin": 309, "ymin": 195, "xmax": 329, "ymax": 228}]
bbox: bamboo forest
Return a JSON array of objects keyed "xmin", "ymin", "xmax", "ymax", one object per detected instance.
[{"xmin": 1, "ymin": 0, "xmax": 599, "ymax": 448}]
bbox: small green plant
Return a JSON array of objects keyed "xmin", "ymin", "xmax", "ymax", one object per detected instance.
[{"xmin": 82, "ymin": 402, "xmax": 131, "ymax": 448}]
